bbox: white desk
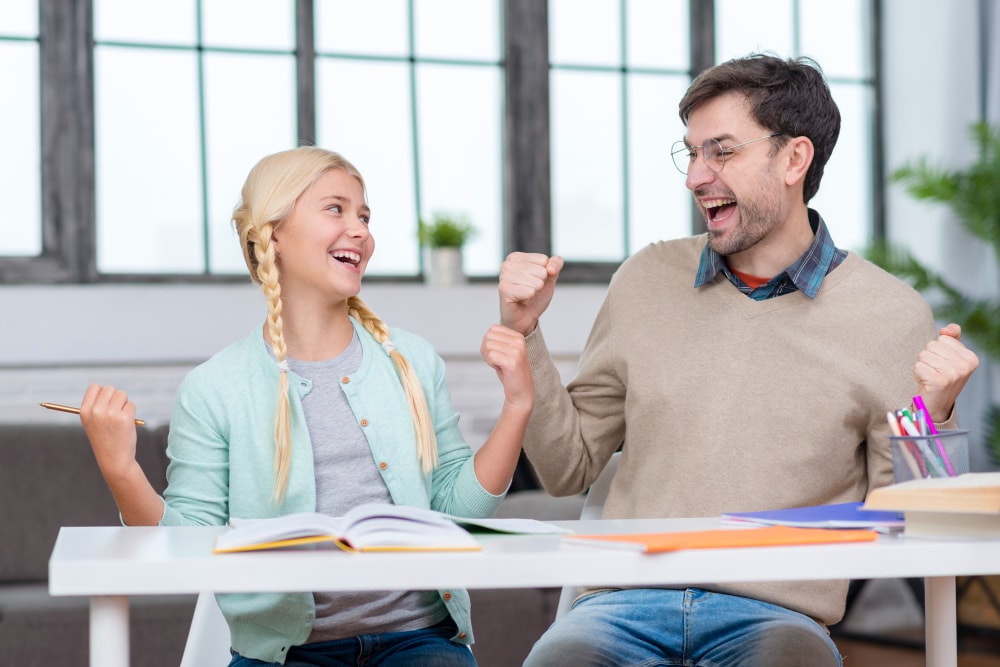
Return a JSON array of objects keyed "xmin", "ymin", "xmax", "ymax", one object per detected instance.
[{"xmin": 49, "ymin": 517, "xmax": 1000, "ymax": 667}]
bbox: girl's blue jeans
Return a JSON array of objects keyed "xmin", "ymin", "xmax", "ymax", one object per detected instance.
[{"xmin": 227, "ymin": 617, "xmax": 476, "ymax": 667}]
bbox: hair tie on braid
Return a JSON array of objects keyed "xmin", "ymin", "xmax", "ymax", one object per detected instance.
[
  {"xmin": 381, "ymin": 340, "xmax": 396, "ymax": 357},
  {"xmin": 276, "ymin": 359, "xmax": 290, "ymax": 373}
]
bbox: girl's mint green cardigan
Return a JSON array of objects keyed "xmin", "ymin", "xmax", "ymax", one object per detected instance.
[{"xmin": 158, "ymin": 318, "xmax": 503, "ymax": 664}]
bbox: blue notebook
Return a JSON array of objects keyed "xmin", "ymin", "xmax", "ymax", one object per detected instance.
[{"xmin": 721, "ymin": 502, "xmax": 904, "ymax": 533}]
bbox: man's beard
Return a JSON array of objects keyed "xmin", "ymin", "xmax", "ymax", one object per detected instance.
[{"xmin": 706, "ymin": 174, "xmax": 781, "ymax": 257}]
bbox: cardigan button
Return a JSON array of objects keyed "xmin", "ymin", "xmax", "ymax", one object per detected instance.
[
  {"xmin": 442, "ymin": 591, "xmax": 452, "ymax": 601},
  {"xmin": 458, "ymin": 632, "xmax": 467, "ymax": 639},
  {"xmin": 379, "ymin": 461, "xmax": 388, "ymax": 470},
  {"xmin": 360, "ymin": 418, "xmax": 369, "ymax": 427},
  {"xmin": 341, "ymin": 376, "xmax": 350, "ymax": 384}
]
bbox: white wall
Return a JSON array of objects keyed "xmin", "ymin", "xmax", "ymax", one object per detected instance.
[
  {"xmin": 883, "ymin": 0, "xmax": 992, "ymax": 294},
  {"xmin": 0, "ymin": 283, "xmax": 602, "ymax": 365},
  {"xmin": 0, "ymin": 283, "xmax": 603, "ymax": 445},
  {"xmin": 882, "ymin": 0, "xmax": 998, "ymax": 469}
]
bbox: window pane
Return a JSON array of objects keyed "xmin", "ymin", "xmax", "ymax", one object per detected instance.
[
  {"xmin": 94, "ymin": 0, "xmax": 197, "ymax": 45},
  {"xmin": 414, "ymin": 0, "xmax": 500, "ymax": 61},
  {"xmin": 0, "ymin": 42, "xmax": 40, "ymax": 256},
  {"xmin": 202, "ymin": 0, "xmax": 295, "ymax": 51},
  {"xmin": 716, "ymin": 0, "xmax": 793, "ymax": 62},
  {"xmin": 551, "ymin": 70, "xmax": 623, "ymax": 261},
  {"xmin": 416, "ymin": 64, "xmax": 502, "ymax": 277},
  {"xmin": 316, "ymin": 60, "xmax": 418, "ymax": 276},
  {"xmin": 627, "ymin": 74, "xmax": 691, "ymax": 252},
  {"xmin": 549, "ymin": 0, "xmax": 620, "ymax": 67},
  {"xmin": 800, "ymin": 0, "xmax": 871, "ymax": 79},
  {"xmin": 315, "ymin": 0, "xmax": 409, "ymax": 56},
  {"xmin": 95, "ymin": 48, "xmax": 203, "ymax": 273},
  {"xmin": 810, "ymin": 84, "xmax": 872, "ymax": 253},
  {"xmin": 203, "ymin": 53, "xmax": 297, "ymax": 274},
  {"xmin": 626, "ymin": 0, "xmax": 688, "ymax": 70},
  {"xmin": 0, "ymin": 2, "xmax": 38, "ymax": 36}
]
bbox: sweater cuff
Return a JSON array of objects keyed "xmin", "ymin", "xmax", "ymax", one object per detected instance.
[{"xmin": 933, "ymin": 403, "xmax": 960, "ymax": 432}]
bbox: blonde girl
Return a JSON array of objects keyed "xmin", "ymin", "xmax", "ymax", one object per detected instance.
[{"xmin": 80, "ymin": 146, "xmax": 533, "ymax": 666}]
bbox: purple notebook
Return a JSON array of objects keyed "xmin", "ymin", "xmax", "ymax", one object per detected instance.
[{"xmin": 721, "ymin": 502, "xmax": 903, "ymax": 532}]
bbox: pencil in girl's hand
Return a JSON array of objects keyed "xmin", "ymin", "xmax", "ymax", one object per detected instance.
[{"xmin": 39, "ymin": 402, "xmax": 146, "ymax": 426}]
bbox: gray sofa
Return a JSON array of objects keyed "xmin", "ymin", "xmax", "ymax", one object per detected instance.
[{"xmin": 0, "ymin": 423, "xmax": 580, "ymax": 666}]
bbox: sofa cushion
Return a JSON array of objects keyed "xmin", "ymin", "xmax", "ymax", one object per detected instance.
[
  {"xmin": 0, "ymin": 423, "xmax": 170, "ymax": 582},
  {"xmin": 0, "ymin": 584, "xmax": 195, "ymax": 667}
]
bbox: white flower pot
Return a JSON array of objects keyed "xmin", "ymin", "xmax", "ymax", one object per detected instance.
[{"xmin": 425, "ymin": 247, "xmax": 465, "ymax": 287}]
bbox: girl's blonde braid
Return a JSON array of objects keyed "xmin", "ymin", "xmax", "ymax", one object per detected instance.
[
  {"xmin": 348, "ymin": 296, "xmax": 438, "ymax": 474},
  {"xmin": 253, "ymin": 224, "xmax": 294, "ymax": 503}
]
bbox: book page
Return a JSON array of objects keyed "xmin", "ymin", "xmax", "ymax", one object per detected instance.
[
  {"xmin": 904, "ymin": 510, "xmax": 1000, "ymax": 539},
  {"xmin": 450, "ymin": 516, "xmax": 573, "ymax": 535},
  {"xmin": 341, "ymin": 504, "xmax": 479, "ymax": 551},
  {"xmin": 219, "ymin": 512, "xmax": 348, "ymax": 552}
]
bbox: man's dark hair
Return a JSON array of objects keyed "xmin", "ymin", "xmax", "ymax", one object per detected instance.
[{"xmin": 678, "ymin": 53, "xmax": 841, "ymax": 203}]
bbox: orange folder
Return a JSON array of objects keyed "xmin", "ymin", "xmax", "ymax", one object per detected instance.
[{"xmin": 562, "ymin": 525, "xmax": 879, "ymax": 553}]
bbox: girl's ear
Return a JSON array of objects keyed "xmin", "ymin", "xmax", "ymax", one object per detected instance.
[{"xmin": 269, "ymin": 228, "xmax": 281, "ymax": 258}]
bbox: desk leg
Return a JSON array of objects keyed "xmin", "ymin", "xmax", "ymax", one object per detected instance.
[
  {"xmin": 924, "ymin": 576, "xmax": 957, "ymax": 667},
  {"xmin": 91, "ymin": 595, "xmax": 130, "ymax": 667}
]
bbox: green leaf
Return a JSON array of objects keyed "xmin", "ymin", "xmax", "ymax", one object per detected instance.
[
  {"xmin": 890, "ymin": 122, "xmax": 1000, "ymax": 252},
  {"xmin": 878, "ymin": 121, "xmax": 1000, "ymax": 402},
  {"xmin": 982, "ymin": 405, "xmax": 1000, "ymax": 468},
  {"xmin": 417, "ymin": 213, "xmax": 477, "ymax": 248}
]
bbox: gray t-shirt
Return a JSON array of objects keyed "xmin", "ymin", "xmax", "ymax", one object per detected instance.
[{"xmin": 285, "ymin": 332, "xmax": 447, "ymax": 642}]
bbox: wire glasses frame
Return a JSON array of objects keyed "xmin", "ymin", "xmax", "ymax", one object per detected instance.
[{"xmin": 670, "ymin": 132, "xmax": 782, "ymax": 175}]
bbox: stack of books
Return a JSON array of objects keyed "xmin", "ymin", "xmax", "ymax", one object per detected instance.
[{"xmin": 863, "ymin": 471, "xmax": 1000, "ymax": 538}]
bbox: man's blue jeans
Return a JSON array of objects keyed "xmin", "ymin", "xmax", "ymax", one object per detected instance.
[
  {"xmin": 523, "ymin": 588, "xmax": 842, "ymax": 667},
  {"xmin": 227, "ymin": 618, "xmax": 476, "ymax": 667}
]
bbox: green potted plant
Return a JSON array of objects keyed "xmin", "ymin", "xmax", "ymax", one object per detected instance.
[
  {"xmin": 867, "ymin": 121, "xmax": 1000, "ymax": 465},
  {"xmin": 418, "ymin": 212, "xmax": 476, "ymax": 287}
]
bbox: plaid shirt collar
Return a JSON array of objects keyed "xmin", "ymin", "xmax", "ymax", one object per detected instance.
[{"xmin": 694, "ymin": 209, "xmax": 845, "ymax": 300}]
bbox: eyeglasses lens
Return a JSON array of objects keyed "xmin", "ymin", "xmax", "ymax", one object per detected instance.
[{"xmin": 671, "ymin": 139, "xmax": 725, "ymax": 175}]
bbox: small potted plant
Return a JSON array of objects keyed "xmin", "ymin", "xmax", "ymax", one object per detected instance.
[{"xmin": 418, "ymin": 212, "xmax": 476, "ymax": 287}]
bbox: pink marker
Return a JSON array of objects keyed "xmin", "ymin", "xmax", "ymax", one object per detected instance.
[{"xmin": 912, "ymin": 395, "xmax": 956, "ymax": 476}]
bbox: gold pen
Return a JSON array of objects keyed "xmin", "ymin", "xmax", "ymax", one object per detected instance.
[{"xmin": 40, "ymin": 402, "xmax": 146, "ymax": 426}]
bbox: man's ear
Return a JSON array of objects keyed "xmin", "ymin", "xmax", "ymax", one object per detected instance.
[{"xmin": 783, "ymin": 136, "xmax": 814, "ymax": 188}]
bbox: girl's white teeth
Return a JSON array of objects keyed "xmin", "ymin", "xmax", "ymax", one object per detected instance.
[{"xmin": 331, "ymin": 250, "xmax": 361, "ymax": 265}]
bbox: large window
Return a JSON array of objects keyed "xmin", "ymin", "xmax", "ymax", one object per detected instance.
[
  {"xmin": 313, "ymin": 0, "xmax": 503, "ymax": 277},
  {"xmin": 549, "ymin": 0, "xmax": 691, "ymax": 262},
  {"xmin": 93, "ymin": 0, "xmax": 297, "ymax": 275},
  {"xmin": 547, "ymin": 0, "xmax": 878, "ymax": 263},
  {"xmin": 715, "ymin": 0, "xmax": 876, "ymax": 252},
  {"xmin": 0, "ymin": 3, "xmax": 40, "ymax": 258},
  {"xmin": 0, "ymin": 0, "xmax": 879, "ymax": 283}
]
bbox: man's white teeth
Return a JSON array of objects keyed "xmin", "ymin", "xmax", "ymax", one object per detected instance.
[{"xmin": 703, "ymin": 198, "xmax": 736, "ymax": 209}]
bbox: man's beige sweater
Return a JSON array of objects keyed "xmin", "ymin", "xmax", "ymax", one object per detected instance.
[{"xmin": 524, "ymin": 235, "xmax": 955, "ymax": 626}]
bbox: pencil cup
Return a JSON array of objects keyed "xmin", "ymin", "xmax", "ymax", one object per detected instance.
[{"xmin": 890, "ymin": 429, "xmax": 970, "ymax": 483}]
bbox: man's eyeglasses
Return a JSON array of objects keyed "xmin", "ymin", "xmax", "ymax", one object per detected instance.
[{"xmin": 670, "ymin": 132, "xmax": 781, "ymax": 175}]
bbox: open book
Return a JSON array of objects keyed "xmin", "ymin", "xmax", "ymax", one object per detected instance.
[
  {"xmin": 213, "ymin": 503, "xmax": 569, "ymax": 554},
  {"xmin": 863, "ymin": 471, "xmax": 1000, "ymax": 538}
]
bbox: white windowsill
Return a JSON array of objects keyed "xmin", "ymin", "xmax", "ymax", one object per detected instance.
[{"xmin": 2, "ymin": 283, "xmax": 606, "ymax": 366}]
